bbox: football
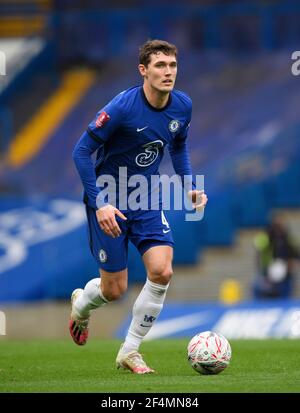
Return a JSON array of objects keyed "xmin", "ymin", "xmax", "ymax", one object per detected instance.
[{"xmin": 187, "ymin": 331, "xmax": 232, "ymax": 375}]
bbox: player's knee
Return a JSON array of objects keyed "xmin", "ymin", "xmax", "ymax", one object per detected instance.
[
  {"xmin": 101, "ymin": 286, "xmax": 125, "ymax": 302},
  {"xmin": 148, "ymin": 266, "xmax": 173, "ymax": 285},
  {"xmin": 102, "ymin": 285, "xmax": 127, "ymax": 301}
]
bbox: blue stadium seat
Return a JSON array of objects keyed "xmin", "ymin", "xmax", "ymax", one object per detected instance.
[
  {"xmin": 270, "ymin": 162, "xmax": 300, "ymax": 208},
  {"xmin": 231, "ymin": 183, "xmax": 269, "ymax": 227}
]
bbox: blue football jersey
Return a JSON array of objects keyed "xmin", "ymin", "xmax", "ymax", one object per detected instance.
[{"xmin": 86, "ymin": 86, "xmax": 192, "ymax": 210}]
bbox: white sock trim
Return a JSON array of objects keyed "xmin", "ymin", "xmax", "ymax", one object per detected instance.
[{"xmin": 146, "ymin": 278, "xmax": 170, "ymax": 293}]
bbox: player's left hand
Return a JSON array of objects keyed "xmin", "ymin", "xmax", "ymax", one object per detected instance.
[{"xmin": 188, "ymin": 190, "xmax": 208, "ymax": 211}]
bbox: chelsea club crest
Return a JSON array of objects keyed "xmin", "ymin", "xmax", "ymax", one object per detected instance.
[
  {"xmin": 169, "ymin": 119, "xmax": 180, "ymax": 133},
  {"xmin": 99, "ymin": 249, "xmax": 107, "ymax": 263}
]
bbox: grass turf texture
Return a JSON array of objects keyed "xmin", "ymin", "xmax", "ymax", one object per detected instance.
[{"xmin": 0, "ymin": 339, "xmax": 299, "ymax": 393}]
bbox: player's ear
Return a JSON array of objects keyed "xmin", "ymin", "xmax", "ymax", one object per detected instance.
[{"xmin": 138, "ymin": 64, "xmax": 147, "ymax": 77}]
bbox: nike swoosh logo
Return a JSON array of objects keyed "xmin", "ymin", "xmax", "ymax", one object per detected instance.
[
  {"xmin": 140, "ymin": 324, "xmax": 151, "ymax": 328},
  {"xmin": 137, "ymin": 126, "xmax": 148, "ymax": 132},
  {"xmin": 163, "ymin": 229, "xmax": 171, "ymax": 233}
]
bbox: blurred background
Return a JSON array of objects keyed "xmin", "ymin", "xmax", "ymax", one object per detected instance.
[{"xmin": 1, "ymin": 0, "xmax": 300, "ymax": 341}]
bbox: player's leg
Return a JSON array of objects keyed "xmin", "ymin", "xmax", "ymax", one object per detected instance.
[
  {"xmin": 116, "ymin": 209, "xmax": 174, "ymax": 373},
  {"xmin": 121, "ymin": 245, "xmax": 173, "ymax": 351},
  {"xmin": 116, "ymin": 245, "xmax": 173, "ymax": 374},
  {"xmin": 70, "ymin": 268, "xmax": 128, "ymax": 345},
  {"xmin": 73, "ymin": 268, "xmax": 128, "ymax": 317},
  {"xmin": 70, "ymin": 269, "xmax": 128, "ymax": 345},
  {"xmin": 69, "ymin": 205, "xmax": 128, "ymax": 345}
]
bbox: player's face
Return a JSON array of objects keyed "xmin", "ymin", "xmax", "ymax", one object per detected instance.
[{"xmin": 140, "ymin": 52, "xmax": 177, "ymax": 93}]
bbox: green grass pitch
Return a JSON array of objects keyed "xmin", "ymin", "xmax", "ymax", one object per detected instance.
[{"xmin": 0, "ymin": 339, "xmax": 299, "ymax": 393}]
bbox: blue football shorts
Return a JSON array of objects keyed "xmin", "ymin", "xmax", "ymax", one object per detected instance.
[{"xmin": 85, "ymin": 206, "xmax": 174, "ymax": 272}]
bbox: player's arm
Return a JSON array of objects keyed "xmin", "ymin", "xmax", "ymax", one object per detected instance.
[
  {"xmin": 95, "ymin": 205, "xmax": 127, "ymax": 238},
  {"xmin": 73, "ymin": 95, "xmax": 127, "ymax": 238},
  {"xmin": 169, "ymin": 96, "xmax": 207, "ymax": 211},
  {"xmin": 72, "ymin": 130, "xmax": 102, "ymax": 209},
  {"xmin": 168, "ymin": 136, "xmax": 207, "ymax": 211},
  {"xmin": 73, "ymin": 130, "xmax": 127, "ymax": 238},
  {"xmin": 188, "ymin": 189, "xmax": 207, "ymax": 211}
]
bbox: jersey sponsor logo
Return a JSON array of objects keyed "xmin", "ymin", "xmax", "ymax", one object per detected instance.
[
  {"xmin": 95, "ymin": 111, "xmax": 110, "ymax": 128},
  {"xmin": 135, "ymin": 140, "xmax": 164, "ymax": 167},
  {"xmin": 99, "ymin": 249, "xmax": 107, "ymax": 263},
  {"xmin": 136, "ymin": 126, "xmax": 148, "ymax": 132},
  {"xmin": 169, "ymin": 119, "xmax": 180, "ymax": 133}
]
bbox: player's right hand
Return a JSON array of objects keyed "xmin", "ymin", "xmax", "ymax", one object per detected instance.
[{"xmin": 96, "ymin": 205, "xmax": 127, "ymax": 238}]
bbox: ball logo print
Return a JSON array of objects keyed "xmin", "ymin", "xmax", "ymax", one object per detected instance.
[
  {"xmin": 135, "ymin": 140, "xmax": 164, "ymax": 167},
  {"xmin": 187, "ymin": 331, "xmax": 232, "ymax": 375}
]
